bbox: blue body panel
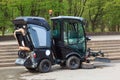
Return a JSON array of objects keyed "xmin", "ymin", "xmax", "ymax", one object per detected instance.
[{"xmin": 14, "ymin": 16, "xmax": 51, "ymax": 48}]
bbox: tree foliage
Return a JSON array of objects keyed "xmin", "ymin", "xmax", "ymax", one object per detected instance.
[{"xmin": 0, "ymin": 0, "xmax": 120, "ymax": 36}]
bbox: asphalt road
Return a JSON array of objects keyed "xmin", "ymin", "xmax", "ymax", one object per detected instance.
[{"xmin": 0, "ymin": 60, "xmax": 120, "ymax": 80}]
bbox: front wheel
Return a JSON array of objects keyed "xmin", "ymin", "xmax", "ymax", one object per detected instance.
[
  {"xmin": 38, "ymin": 59, "xmax": 51, "ymax": 73},
  {"xmin": 66, "ymin": 56, "xmax": 80, "ymax": 69}
]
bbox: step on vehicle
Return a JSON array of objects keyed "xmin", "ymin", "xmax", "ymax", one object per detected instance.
[{"xmin": 13, "ymin": 16, "xmax": 109, "ymax": 73}]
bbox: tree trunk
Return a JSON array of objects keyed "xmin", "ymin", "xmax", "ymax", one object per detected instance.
[
  {"xmin": 101, "ymin": 24, "xmax": 105, "ymax": 32},
  {"xmin": 91, "ymin": 21, "xmax": 95, "ymax": 32},
  {"xmin": 118, "ymin": 25, "xmax": 120, "ymax": 32},
  {"xmin": 1, "ymin": 27, "xmax": 5, "ymax": 36},
  {"xmin": 111, "ymin": 26, "xmax": 116, "ymax": 32},
  {"xmin": 116, "ymin": 25, "xmax": 119, "ymax": 32}
]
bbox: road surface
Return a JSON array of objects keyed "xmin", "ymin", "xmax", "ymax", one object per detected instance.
[
  {"xmin": 0, "ymin": 61, "xmax": 120, "ymax": 80},
  {"xmin": 0, "ymin": 35, "xmax": 120, "ymax": 80}
]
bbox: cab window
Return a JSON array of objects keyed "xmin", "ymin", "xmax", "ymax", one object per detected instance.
[
  {"xmin": 52, "ymin": 20, "xmax": 61, "ymax": 38},
  {"xmin": 63, "ymin": 20, "xmax": 84, "ymax": 45}
]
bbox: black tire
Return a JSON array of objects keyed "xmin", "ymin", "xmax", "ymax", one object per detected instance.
[
  {"xmin": 25, "ymin": 67, "xmax": 37, "ymax": 72},
  {"xmin": 18, "ymin": 50, "xmax": 27, "ymax": 58},
  {"xmin": 66, "ymin": 56, "xmax": 80, "ymax": 69},
  {"xmin": 38, "ymin": 59, "xmax": 51, "ymax": 73}
]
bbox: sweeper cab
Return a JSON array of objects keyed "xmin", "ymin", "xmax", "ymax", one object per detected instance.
[{"xmin": 13, "ymin": 16, "xmax": 109, "ymax": 73}]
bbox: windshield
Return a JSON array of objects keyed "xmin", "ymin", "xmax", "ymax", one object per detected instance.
[{"xmin": 63, "ymin": 20, "xmax": 84, "ymax": 45}]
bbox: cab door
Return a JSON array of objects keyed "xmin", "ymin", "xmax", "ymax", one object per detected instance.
[
  {"xmin": 63, "ymin": 19, "xmax": 86, "ymax": 57},
  {"xmin": 52, "ymin": 19, "xmax": 64, "ymax": 59}
]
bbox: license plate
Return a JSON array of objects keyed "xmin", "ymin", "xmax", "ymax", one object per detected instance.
[{"xmin": 15, "ymin": 58, "xmax": 25, "ymax": 65}]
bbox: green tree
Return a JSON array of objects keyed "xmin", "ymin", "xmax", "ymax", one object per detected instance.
[
  {"xmin": 84, "ymin": 0, "xmax": 106, "ymax": 32},
  {"xmin": 104, "ymin": 0, "xmax": 120, "ymax": 32},
  {"xmin": 67, "ymin": 0, "xmax": 87, "ymax": 16},
  {"xmin": 0, "ymin": 0, "xmax": 13, "ymax": 36},
  {"xmin": 0, "ymin": 0, "xmax": 120, "ymax": 36}
]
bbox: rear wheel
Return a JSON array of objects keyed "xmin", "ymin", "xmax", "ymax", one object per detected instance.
[
  {"xmin": 66, "ymin": 56, "xmax": 80, "ymax": 69},
  {"xmin": 38, "ymin": 59, "xmax": 51, "ymax": 73},
  {"xmin": 18, "ymin": 50, "xmax": 27, "ymax": 58}
]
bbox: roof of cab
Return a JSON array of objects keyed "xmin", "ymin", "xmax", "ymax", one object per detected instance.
[
  {"xmin": 50, "ymin": 16, "xmax": 84, "ymax": 21},
  {"xmin": 13, "ymin": 16, "xmax": 50, "ymax": 30},
  {"xmin": 16, "ymin": 16, "xmax": 45, "ymax": 21}
]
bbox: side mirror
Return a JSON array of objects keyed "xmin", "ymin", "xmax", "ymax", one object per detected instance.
[{"xmin": 86, "ymin": 37, "xmax": 91, "ymax": 41}]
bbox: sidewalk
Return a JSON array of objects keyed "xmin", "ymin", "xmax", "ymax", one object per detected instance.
[
  {"xmin": 0, "ymin": 40, "xmax": 17, "ymax": 45},
  {"xmin": 88, "ymin": 35, "xmax": 120, "ymax": 41}
]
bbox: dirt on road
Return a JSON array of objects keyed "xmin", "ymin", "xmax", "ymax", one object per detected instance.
[{"xmin": 0, "ymin": 61, "xmax": 120, "ymax": 80}]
